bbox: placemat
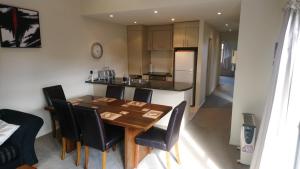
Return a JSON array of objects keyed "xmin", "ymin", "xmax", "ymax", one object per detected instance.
[
  {"xmin": 142, "ymin": 110, "xmax": 163, "ymax": 119},
  {"xmin": 100, "ymin": 112, "xmax": 122, "ymax": 120},
  {"xmin": 92, "ymin": 97, "xmax": 116, "ymax": 103},
  {"xmin": 126, "ymin": 101, "xmax": 147, "ymax": 107}
]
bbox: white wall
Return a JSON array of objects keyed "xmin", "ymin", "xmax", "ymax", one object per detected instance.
[
  {"xmin": 194, "ymin": 21, "xmax": 220, "ymax": 108},
  {"xmin": 230, "ymin": 0, "xmax": 286, "ymax": 145},
  {"xmin": 0, "ymin": 0, "xmax": 127, "ymax": 137}
]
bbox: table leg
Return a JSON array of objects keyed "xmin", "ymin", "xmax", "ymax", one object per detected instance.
[{"xmin": 125, "ymin": 128, "xmax": 150, "ymax": 169}]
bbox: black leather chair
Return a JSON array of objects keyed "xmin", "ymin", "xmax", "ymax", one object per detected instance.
[
  {"xmin": 74, "ymin": 106, "xmax": 124, "ymax": 169},
  {"xmin": 134, "ymin": 101, "xmax": 187, "ymax": 169},
  {"xmin": 43, "ymin": 85, "xmax": 66, "ymax": 138},
  {"xmin": 133, "ymin": 88, "xmax": 153, "ymax": 103},
  {"xmin": 105, "ymin": 85, "xmax": 125, "ymax": 100},
  {"xmin": 0, "ymin": 109, "xmax": 43, "ymax": 169},
  {"xmin": 52, "ymin": 99, "xmax": 81, "ymax": 166}
]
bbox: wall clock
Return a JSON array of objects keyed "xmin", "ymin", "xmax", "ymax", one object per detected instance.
[{"xmin": 91, "ymin": 42, "xmax": 103, "ymax": 59}]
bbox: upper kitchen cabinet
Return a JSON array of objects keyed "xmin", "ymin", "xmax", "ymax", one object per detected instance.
[
  {"xmin": 127, "ymin": 25, "xmax": 150, "ymax": 75},
  {"xmin": 173, "ymin": 21, "xmax": 199, "ymax": 48},
  {"xmin": 147, "ymin": 25, "xmax": 173, "ymax": 51}
]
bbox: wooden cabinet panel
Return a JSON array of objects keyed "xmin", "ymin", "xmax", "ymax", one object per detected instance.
[
  {"xmin": 173, "ymin": 21, "xmax": 199, "ymax": 47},
  {"xmin": 152, "ymin": 30, "xmax": 172, "ymax": 50},
  {"xmin": 128, "ymin": 30, "xmax": 143, "ymax": 75},
  {"xmin": 185, "ymin": 25, "xmax": 199, "ymax": 47},
  {"xmin": 147, "ymin": 25, "xmax": 173, "ymax": 50},
  {"xmin": 173, "ymin": 23, "xmax": 186, "ymax": 48},
  {"xmin": 127, "ymin": 25, "xmax": 150, "ymax": 75}
]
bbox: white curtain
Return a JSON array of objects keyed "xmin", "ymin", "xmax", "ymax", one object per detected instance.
[{"xmin": 250, "ymin": 1, "xmax": 300, "ymax": 169}]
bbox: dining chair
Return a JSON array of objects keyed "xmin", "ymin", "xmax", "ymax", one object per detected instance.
[
  {"xmin": 43, "ymin": 85, "xmax": 66, "ymax": 138},
  {"xmin": 134, "ymin": 101, "xmax": 187, "ymax": 169},
  {"xmin": 73, "ymin": 106, "xmax": 124, "ymax": 169},
  {"xmin": 52, "ymin": 99, "xmax": 81, "ymax": 166},
  {"xmin": 105, "ymin": 85, "xmax": 125, "ymax": 100},
  {"xmin": 133, "ymin": 88, "xmax": 153, "ymax": 103}
]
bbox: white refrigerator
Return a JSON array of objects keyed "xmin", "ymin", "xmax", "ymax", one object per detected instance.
[{"xmin": 174, "ymin": 50, "xmax": 195, "ymax": 84}]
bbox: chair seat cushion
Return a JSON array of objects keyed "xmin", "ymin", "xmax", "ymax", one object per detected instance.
[
  {"xmin": 135, "ymin": 127, "xmax": 167, "ymax": 151},
  {"xmin": 0, "ymin": 144, "xmax": 18, "ymax": 165},
  {"xmin": 105, "ymin": 124, "xmax": 124, "ymax": 149}
]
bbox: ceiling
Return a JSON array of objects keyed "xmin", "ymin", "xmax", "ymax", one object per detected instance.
[{"xmin": 81, "ymin": 0, "xmax": 241, "ymax": 32}]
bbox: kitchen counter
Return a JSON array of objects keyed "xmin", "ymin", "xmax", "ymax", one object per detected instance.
[
  {"xmin": 86, "ymin": 77, "xmax": 194, "ymax": 128},
  {"xmin": 86, "ymin": 78, "xmax": 192, "ymax": 91}
]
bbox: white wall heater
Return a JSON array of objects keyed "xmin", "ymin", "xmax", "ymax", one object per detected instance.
[{"xmin": 238, "ymin": 113, "xmax": 256, "ymax": 165}]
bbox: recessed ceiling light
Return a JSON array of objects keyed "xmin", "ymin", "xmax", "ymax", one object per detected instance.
[
  {"xmin": 154, "ymin": 10, "xmax": 158, "ymax": 14},
  {"xmin": 171, "ymin": 18, "xmax": 175, "ymax": 22},
  {"xmin": 229, "ymin": 29, "xmax": 232, "ymax": 32},
  {"xmin": 217, "ymin": 12, "xmax": 222, "ymax": 15},
  {"xmin": 109, "ymin": 14, "xmax": 114, "ymax": 18},
  {"xmin": 225, "ymin": 24, "xmax": 229, "ymax": 27},
  {"xmin": 134, "ymin": 21, "xmax": 137, "ymax": 24}
]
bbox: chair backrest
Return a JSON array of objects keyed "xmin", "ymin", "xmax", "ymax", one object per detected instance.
[
  {"xmin": 52, "ymin": 99, "xmax": 80, "ymax": 140},
  {"xmin": 43, "ymin": 85, "xmax": 66, "ymax": 107},
  {"xmin": 165, "ymin": 101, "xmax": 187, "ymax": 150},
  {"xmin": 106, "ymin": 85, "xmax": 125, "ymax": 100},
  {"xmin": 133, "ymin": 88, "xmax": 153, "ymax": 103},
  {"xmin": 73, "ymin": 106, "xmax": 106, "ymax": 151}
]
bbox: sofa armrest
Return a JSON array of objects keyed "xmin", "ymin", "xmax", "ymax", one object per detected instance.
[{"xmin": 0, "ymin": 109, "xmax": 44, "ymax": 165}]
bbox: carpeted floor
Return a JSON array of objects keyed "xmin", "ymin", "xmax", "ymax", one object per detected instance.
[{"xmin": 34, "ymin": 94, "xmax": 248, "ymax": 169}]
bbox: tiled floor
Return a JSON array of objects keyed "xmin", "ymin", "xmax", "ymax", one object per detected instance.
[{"xmin": 34, "ymin": 93, "xmax": 248, "ymax": 169}]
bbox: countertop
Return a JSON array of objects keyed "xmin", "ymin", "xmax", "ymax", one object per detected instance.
[
  {"xmin": 86, "ymin": 78, "xmax": 192, "ymax": 91},
  {"xmin": 143, "ymin": 72, "xmax": 172, "ymax": 77}
]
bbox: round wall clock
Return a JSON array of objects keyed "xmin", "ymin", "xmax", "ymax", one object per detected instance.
[{"xmin": 91, "ymin": 42, "xmax": 103, "ymax": 59}]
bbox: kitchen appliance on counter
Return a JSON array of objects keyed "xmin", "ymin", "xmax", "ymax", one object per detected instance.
[{"xmin": 97, "ymin": 67, "xmax": 116, "ymax": 81}]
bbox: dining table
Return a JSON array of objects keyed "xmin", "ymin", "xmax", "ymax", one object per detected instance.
[{"xmin": 45, "ymin": 95, "xmax": 172, "ymax": 169}]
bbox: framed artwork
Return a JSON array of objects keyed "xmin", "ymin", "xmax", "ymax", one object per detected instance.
[{"xmin": 0, "ymin": 4, "xmax": 41, "ymax": 48}]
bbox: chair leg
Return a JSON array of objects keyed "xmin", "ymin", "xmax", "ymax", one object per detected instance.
[
  {"xmin": 61, "ymin": 137, "xmax": 66, "ymax": 160},
  {"xmin": 84, "ymin": 146, "xmax": 89, "ymax": 169},
  {"xmin": 112, "ymin": 144, "xmax": 116, "ymax": 151},
  {"xmin": 134, "ymin": 144, "xmax": 140, "ymax": 168},
  {"xmin": 76, "ymin": 141, "xmax": 81, "ymax": 166},
  {"xmin": 166, "ymin": 152, "xmax": 171, "ymax": 169},
  {"xmin": 50, "ymin": 113, "xmax": 56, "ymax": 138},
  {"xmin": 102, "ymin": 151, "xmax": 107, "ymax": 169},
  {"xmin": 175, "ymin": 142, "xmax": 180, "ymax": 164}
]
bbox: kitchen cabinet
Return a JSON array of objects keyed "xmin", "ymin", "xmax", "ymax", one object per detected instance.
[
  {"xmin": 127, "ymin": 25, "xmax": 150, "ymax": 75},
  {"xmin": 173, "ymin": 21, "xmax": 199, "ymax": 48},
  {"xmin": 148, "ymin": 25, "xmax": 173, "ymax": 50}
]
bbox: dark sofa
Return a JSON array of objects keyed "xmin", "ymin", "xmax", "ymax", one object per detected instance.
[{"xmin": 0, "ymin": 109, "xmax": 43, "ymax": 169}]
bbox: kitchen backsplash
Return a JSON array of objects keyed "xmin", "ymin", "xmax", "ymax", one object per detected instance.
[{"xmin": 150, "ymin": 50, "xmax": 173, "ymax": 73}]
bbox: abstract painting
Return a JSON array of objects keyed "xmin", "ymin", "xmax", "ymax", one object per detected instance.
[{"xmin": 0, "ymin": 4, "xmax": 41, "ymax": 48}]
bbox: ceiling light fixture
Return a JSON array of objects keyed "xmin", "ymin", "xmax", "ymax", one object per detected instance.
[
  {"xmin": 154, "ymin": 10, "xmax": 158, "ymax": 14},
  {"xmin": 225, "ymin": 24, "xmax": 229, "ymax": 27},
  {"xmin": 171, "ymin": 18, "xmax": 175, "ymax": 22},
  {"xmin": 134, "ymin": 21, "xmax": 137, "ymax": 24},
  {"xmin": 109, "ymin": 14, "xmax": 114, "ymax": 18},
  {"xmin": 217, "ymin": 12, "xmax": 222, "ymax": 15},
  {"xmin": 229, "ymin": 29, "xmax": 232, "ymax": 32}
]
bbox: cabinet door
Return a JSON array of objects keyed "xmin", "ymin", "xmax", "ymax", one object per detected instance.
[
  {"xmin": 185, "ymin": 23, "xmax": 199, "ymax": 47},
  {"xmin": 127, "ymin": 30, "xmax": 143, "ymax": 75},
  {"xmin": 152, "ymin": 30, "xmax": 173, "ymax": 50},
  {"xmin": 173, "ymin": 23, "xmax": 186, "ymax": 47}
]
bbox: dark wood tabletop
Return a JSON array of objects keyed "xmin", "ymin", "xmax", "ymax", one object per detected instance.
[{"xmin": 46, "ymin": 95, "xmax": 172, "ymax": 131}]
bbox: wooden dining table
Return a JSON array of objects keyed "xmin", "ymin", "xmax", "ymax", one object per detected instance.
[{"xmin": 46, "ymin": 95, "xmax": 172, "ymax": 169}]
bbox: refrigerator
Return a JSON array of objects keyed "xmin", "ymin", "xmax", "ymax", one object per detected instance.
[{"xmin": 174, "ymin": 50, "xmax": 195, "ymax": 84}]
